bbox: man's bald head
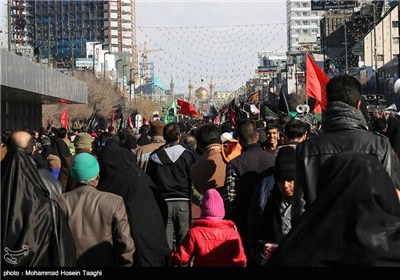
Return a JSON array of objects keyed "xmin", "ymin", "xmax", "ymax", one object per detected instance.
[{"xmin": 9, "ymin": 131, "xmax": 36, "ymax": 155}]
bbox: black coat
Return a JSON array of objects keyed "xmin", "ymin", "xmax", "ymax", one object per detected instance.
[
  {"xmin": 293, "ymin": 102, "xmax": 400, "ymax": 223},
  {"xmin": 269, "ymin": 152, "xmax": 400, "ymax": 266}
]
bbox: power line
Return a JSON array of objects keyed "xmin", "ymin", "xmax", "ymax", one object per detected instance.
[{"xmin": 138, "ymin": 23, "xmax": 286, "ymax": 29}]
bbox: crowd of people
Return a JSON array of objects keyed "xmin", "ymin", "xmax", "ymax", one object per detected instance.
[{"xmin": 1, "ymin": 74, "xmax": 400, "ymax": 268}]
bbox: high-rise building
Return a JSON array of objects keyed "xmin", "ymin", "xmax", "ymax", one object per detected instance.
[
  {"xmin": 286, "ymin": 0, "xmax": 324, "ymax": 53},
  {"xmin": 5, "ymin": 0, "xmax": 137, "ymax": 73},
  {"xmin": 3, "ymin": 0, "xmax": 34, "ymax": 56}
]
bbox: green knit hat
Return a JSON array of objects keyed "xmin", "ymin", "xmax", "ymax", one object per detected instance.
[{"xmin": 70, "ymin": 153, "xmax": 99, "ymax": 181}]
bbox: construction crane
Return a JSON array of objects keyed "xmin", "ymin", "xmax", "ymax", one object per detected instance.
[
  {"xmin": 139, "ymin": 41, "xmax": 164, "ymax": 95},
  {"xmin": 140, "ymin": 41, "xmax": 163, "ymax": 69}
]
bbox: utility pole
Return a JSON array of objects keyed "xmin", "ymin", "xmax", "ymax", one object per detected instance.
[
  {"xmin": 294, "ymin": 55, "xmax": 298, "ymax": 95},
  {"xmin": 344, "ymin": 23, "xmax": 348, "ymax": 74},
  {"xmin": 282, "ymin": 61, "xmax": 288, "ymax": 94},
  {"xmin": 373, "ymin": 2, "xmax": 378, "ymax": 92},
  {"xmin": 129, "ymin": 69, "xmax": 135, "ymax": 104},
  {"xmin": 48, "ymin": 12, "xmax": 51, "ymax": 68},
  {"xmin": 123, "ymin": 64, "xmax": 129, "ymax": 93},
  {"xmin": 7, "ymin": 0, "xmax": 11, "ymax": 51},
  {"xmin": 115, "ymin": 59, "xmax": 123, "ymax": 86},
  {"xmin": 103, "ymin": 51, "xmax": 111, "ymax": 81}
]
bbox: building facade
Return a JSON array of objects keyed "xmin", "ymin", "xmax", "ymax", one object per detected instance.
[
  {"xmin": 286, "ymin": 0, "xmax": 324, "ymax": 53},
  {"xmin": 4, "ymin": 0, "xmax": 136, "ymax": 72}
]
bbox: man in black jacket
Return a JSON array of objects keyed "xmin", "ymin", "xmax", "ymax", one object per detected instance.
[
  {"xmin": 223, "ymin": 119, "xmax": 275, "ymax": 265},
  {"xmin": 146, "ymin": 123, "xmax": 197, "ymax": 251},
  {"xmin": 292, "ymin": 74, "xmax": 400, "ymax": 224}
]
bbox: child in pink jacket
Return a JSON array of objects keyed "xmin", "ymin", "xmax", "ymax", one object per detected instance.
[{"xmin": 170, "ymin": 188, "xmax": 247, "ymax": 267}]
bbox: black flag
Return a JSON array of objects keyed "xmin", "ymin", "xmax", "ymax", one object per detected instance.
[{"xmin": 278, "ymin": 87, "xmax": 290, "ymax": 115}]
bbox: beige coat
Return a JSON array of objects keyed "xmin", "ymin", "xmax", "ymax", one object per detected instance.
[
  {"xmin": 56, "ymin": 185, "xmax": 135, "ymax": 267},
  {"xmin": 136, "ymin": 136, "xmax": 166, "ymax": 171}
]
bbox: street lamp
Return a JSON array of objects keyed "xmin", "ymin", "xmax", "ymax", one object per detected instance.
[
  {"xmin": 122, "ymin": 64, "xmax": 129, "ymax": 92},
  {"xmin": 372, "ymin": 3, "xmax": 379, "ymax": 92},
  {"xmin": 92, "ymin": 42, "xmax": 102, "ymax": 74},
  {"xmin": 103, "ymin": 51, "xmax": 111, "ymax": 81},
  {"xmin": 129, "ymin": 69, "xmax": 135, "ymax": 104},
  {"xmin": 115, "ymin": 59, "xmax": 123, "ymax": 86},
  {"xmin": 281, "ymin": 61, "xmax": 288, "ymax": 94}
]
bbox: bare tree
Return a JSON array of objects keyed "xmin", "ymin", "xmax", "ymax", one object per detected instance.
[{"xmin": 43, "ymin": 71, "xmax": 166, "ymax": 129}]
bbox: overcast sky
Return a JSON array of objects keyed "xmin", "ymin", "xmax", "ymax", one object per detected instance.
[{"xmin": 136, "ymin": 0, "xmax": 287, "ymax": 94}]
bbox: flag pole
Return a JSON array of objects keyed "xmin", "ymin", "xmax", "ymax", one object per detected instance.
[{"xmin": 305, "ymin": 52, "xmax": 309, "ymax": 107}]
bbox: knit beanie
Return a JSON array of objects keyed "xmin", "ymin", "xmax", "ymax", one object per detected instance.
[
  {"xmin": 274, "ymin": 146, "xmax": 296, "ymax": 181},
  {"xmin": 74, "ymin": 133, "xmax": 93, "ymax": 151},
  {"xmin": 70, "ymin": 152, "xmax": 99, "ymax": 182},
  {"xmin": 200, "ymin": 188, "xmax": 225, "ymax": 220}
]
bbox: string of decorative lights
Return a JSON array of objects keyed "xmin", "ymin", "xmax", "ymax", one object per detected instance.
[{"xmin": 137, "ymin": 23, "xmax": 286, "ymax": 93}]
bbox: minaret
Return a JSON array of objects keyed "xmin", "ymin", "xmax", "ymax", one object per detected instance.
[
  {"xmin": 170, "ymin": 75, "xmax": 175, "ymax": 96},
  {"xmin": 209, "ymin": 77, "xmax": 214, "ymax": 98},
  {"xmin": 188, "ymin": 79, "xmax": 193, "ymax": 101}
]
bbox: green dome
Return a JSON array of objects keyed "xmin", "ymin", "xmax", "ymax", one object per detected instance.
[{"xmin": 152, "ymin": 77, "xmax": 167, "ymax": 89}]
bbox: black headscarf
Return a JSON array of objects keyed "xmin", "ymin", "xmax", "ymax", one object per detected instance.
[
  {"xmin": 1, "ymin": 148, "xmax": 76, "ymax": 267},
  {"xmin": 136, "ymin": 132, "xmax": 151, "ymax": 146},
  {"xmin": 269, "ymin": 152, "xmax": 400, "ymax": 266},
  {"xmin": 51, "ymin": 137, "xmax": 71, "ymax": 163},
  {"xmin": 97, "ymin": 141, "xmax": 170, "ymax": 267}
]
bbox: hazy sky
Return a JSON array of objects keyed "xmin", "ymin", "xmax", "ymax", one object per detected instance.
[{"xmin": 136, "ymin": 0, "xmax": 287, "ymax": 93}]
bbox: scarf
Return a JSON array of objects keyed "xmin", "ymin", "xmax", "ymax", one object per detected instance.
[{"xmin": 322, "ymin": 101, "xmax": 368, "ymax": 132}]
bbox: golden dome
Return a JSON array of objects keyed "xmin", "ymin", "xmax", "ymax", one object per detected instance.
[{"xmin": 195, "ymin": 87, "xmax": 209, "ymax": 100}]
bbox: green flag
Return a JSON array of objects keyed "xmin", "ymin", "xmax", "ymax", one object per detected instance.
[{"xmin": 164, "ymin": 101, "xmax": 177, "ymax": 124}]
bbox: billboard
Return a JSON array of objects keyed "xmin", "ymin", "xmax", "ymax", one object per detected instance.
[
  {"xmin": 86, "ymin": 41, "xmax": 102, "ymax": 59},
  {"xmin": 311, "ymin": 0, "xmax": 357, "ymax": 11},
  {"xmin": 298, "ymin": 34, "xmax": 318, "ymax": 44},
  {"xmin": 76, "ymin": 58, "xmax": 96, "ymax": 68}
]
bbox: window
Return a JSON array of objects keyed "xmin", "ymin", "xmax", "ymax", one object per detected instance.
[{"xmin": 393, "ymin": 21, "xmax": 399, "ymax": 28}]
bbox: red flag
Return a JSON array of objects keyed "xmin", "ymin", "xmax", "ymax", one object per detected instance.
[
  {"xmin": 59, "ymin": 98, "xmax": 68, "ymax": 104},
  {"xmin": 177, "ymin": 99, "xmax": 198, "ymax": 116},
  {"xmin": 111, "ymin": 111, "xmax": 115, "ymax": 126},
  {"xmin": 306, "ymin": 53, "xmax": 329, "ymax": 114},
  {"xmin": 60, "ymin": 108, "xmax": 68, "ymax": 129},
  {"xmin": 228, "ymin": 99, "xmax": 237, "ymax": 126},
  {"xmin": 128, "ymin": 114, "xmax": 133, "ymax": 129},
  {"xmin": 213, "ymin": 114, "xmax": 220, "ymax": 125},
  {"xmin": 229, "ymin": 106, "xmax": 236, "ymax": 126}
]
